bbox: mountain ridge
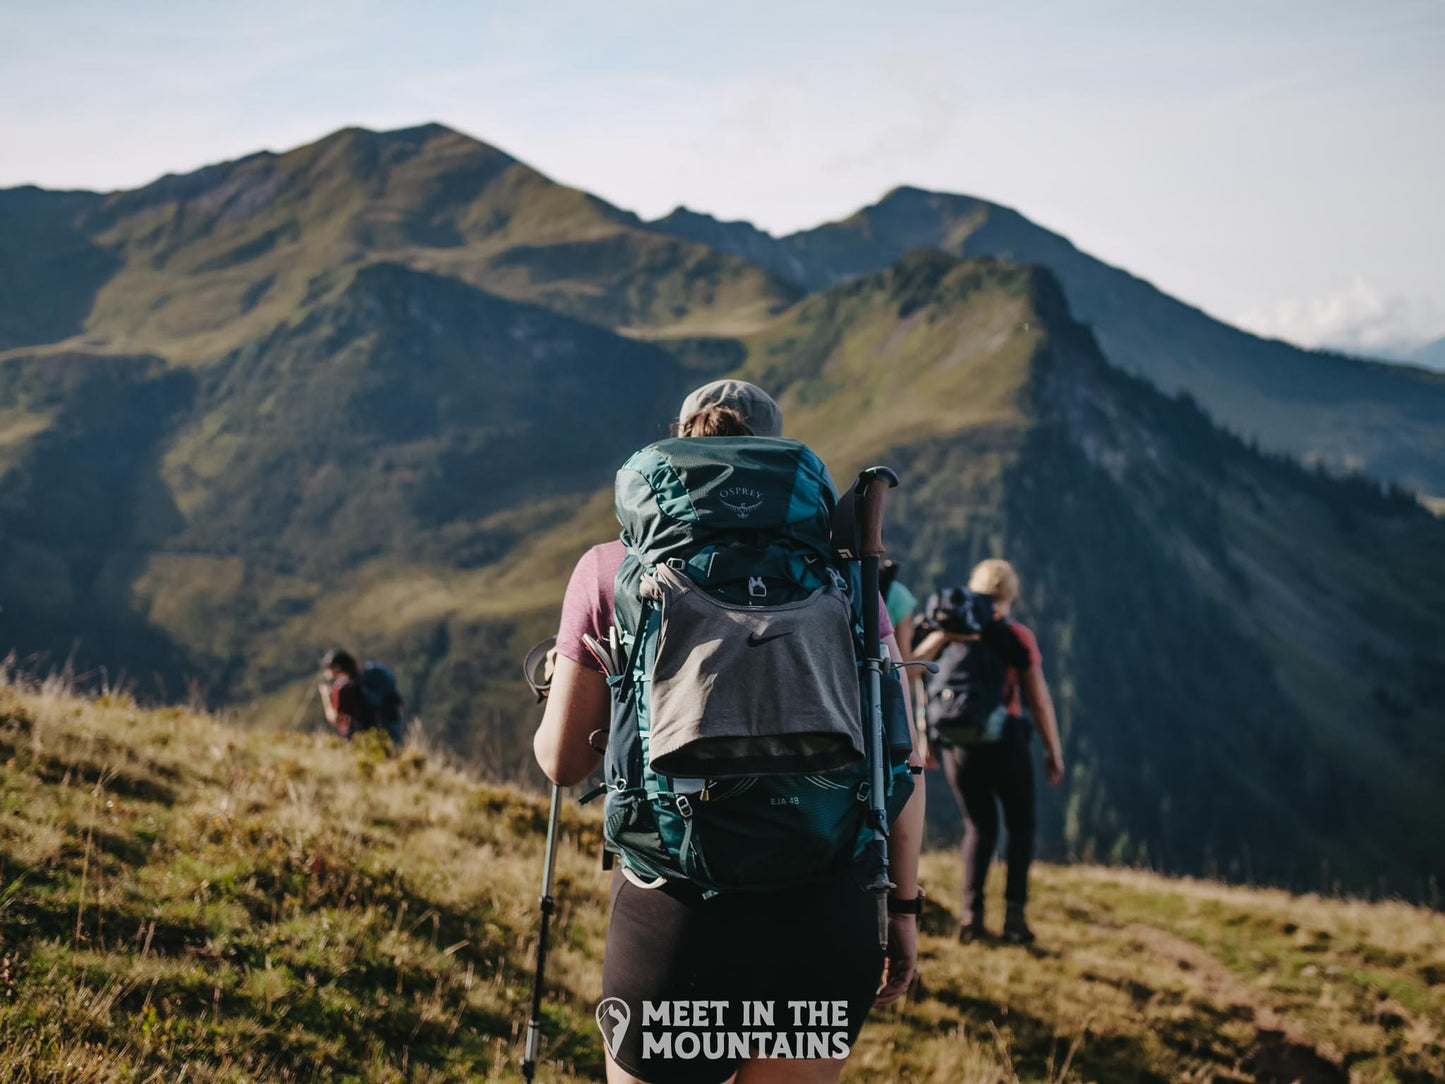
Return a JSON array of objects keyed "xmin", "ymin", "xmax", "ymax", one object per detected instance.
[
  {"xmin": 649, "ymin": 185, "xmax": 1445, "ymax": 495},
  {"xmin": 1, "ymin": 124, "xmax": 1442, "ymax": 896},
  {"xmin": 1, "ymin": 123, "xmax": 801, "ymax": 364}
]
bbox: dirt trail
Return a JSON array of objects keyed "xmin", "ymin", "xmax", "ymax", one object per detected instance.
[{"xmin": 1123, "ymin": 923, "xmax": 1347, "ymax": 1084}]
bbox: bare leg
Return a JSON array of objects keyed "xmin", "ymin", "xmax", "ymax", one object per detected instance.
[
  {"xmin": 606, "ymin": 1051, "xmax": 739, "ymax": 1084},
  {"xmin": 735, "ymin": 1057, "xmax": 845, "ymax": 1083},
  {"xmin": 607, "ymin": 1047, "xmax": 841, "ymax": 1083}
]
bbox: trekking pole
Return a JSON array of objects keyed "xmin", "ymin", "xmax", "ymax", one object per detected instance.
[
  {"xmin": 521, "ymin": 636, "xmax": 559, "ymax": 1084},
  {"xmin": 855, "ymin": 466, "xmax": 899, "ymax": 950}
]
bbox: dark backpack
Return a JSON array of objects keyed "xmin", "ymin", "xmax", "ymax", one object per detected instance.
[
  {"xmin": 597, "ymin": 436, "xmax": 914, "ymax": 894},
  {"xmin": 359, "ymin": 663, "xmax": 403, "ymax": 729},
  {"xmin": 922, "ymin": 590, "xmax": 1030, "ymax": 747}
]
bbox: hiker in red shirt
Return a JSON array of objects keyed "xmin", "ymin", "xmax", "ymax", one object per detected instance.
[
  {"xmin": 915, "ymin": 559, "xmax": 1064, "ymax": 946},
  {"xmin": 318, "ymin": 649, "xmax": 370, "ymax": 737},
  {"xmin": 318, "ymin": 649, "xmax": 407, "ymax": 743}
]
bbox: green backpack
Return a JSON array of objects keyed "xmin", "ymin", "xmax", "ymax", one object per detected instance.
[{"xmin": 593, "ymin": 436, "xmax": 914, "ymax": 894}]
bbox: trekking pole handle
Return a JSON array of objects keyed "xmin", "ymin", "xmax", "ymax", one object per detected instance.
[
  {"xmin": 854, "ymin": 467, "xmax": 899, "ymax": 559},
  {"xmin": 523, "ymin": 636, "xmax": 558, "ymax": 703}
]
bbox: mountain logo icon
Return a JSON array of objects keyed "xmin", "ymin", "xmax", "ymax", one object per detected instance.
[
  {"xmin": 719, "ymin": 486, "xmax": 764, "ymax": 518},
  {"xmin": 596, "ymin": 997, "xmax": 632, "ymax": 1058}
]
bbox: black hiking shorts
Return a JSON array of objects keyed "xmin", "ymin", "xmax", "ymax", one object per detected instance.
[{"xmin": 600, "ymin": 868, "xmax": 885, "ymax": 1084}]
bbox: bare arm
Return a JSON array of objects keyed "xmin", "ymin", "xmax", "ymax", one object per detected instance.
[
  {"xmin": 533, "ymin": 654, "xmax": 608, "ymax": 786},
  {"xmin": 318, "ymin": 684, "xmax": 337, "ymax": 726},
  {"xmin": 1020, "ymin": 664, "xmax": 1065, "ymax": 786},
  {"xmin": 895, "ymin": 614, "xmax": 915, "ymax": 660},
  {"xmin": 877, "ymin": 633, "xmax": 924, "ymax": 1005},
  {"xmin": 912, "ymin": 629, "xmax": 950, "ymax": 662}
]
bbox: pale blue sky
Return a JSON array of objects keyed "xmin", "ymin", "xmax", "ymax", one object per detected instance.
[{"xmin": 3, "ymin": 0, "xmax": 1442, "ymax": 355}]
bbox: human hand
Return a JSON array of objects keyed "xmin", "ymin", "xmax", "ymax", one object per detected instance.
[
  {"xmin": 874, "ymin": 915, "xmax": 917, "ymax": 1006},
  {"xmin": 1044, "ymin": 747, "xmax": 1065, "ymax": 786},
  {"xmin": 944, "ymin": 630, "xmax": 981, "ymax": 643}
]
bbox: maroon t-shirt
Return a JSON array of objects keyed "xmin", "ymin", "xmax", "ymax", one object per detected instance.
[
  {"xmin": 329, "ymin": 679, "xmax": 370, "ymax": 737},
  {"xmin": 1000, "ymin": 621, "xmax": 1043, "ymax": 717},
  {"xmin": 557, "ymin": 539, "xmax": 894, "ymax": 673}
]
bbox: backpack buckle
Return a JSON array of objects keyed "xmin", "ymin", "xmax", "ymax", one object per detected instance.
[
  {"xmin": 855, "ymin": 782, "xmax": 870, "ymax": 803},
  {"xmin": 748, "ymin": 576, "xmax": 767, "ymax": 600},
  {"xmin": 676, "ymin": 795, "xmax": 694, "ymax": 818}
]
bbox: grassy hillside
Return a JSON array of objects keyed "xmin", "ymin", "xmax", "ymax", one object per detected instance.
[
  {"xmin": 0, "ymin": 124, "xmax": 797, "ymax": 366},
  {"xmin": 649, "ymin": 189, "xmax": 1445, "ymax": 497},
  {"xmin": 1, "ymin": 127, "xmax": 1443, "ymax": 900},
  {"xmin": 3, "ymin": 679, "xmax": 1442, "ymax": 1083}
]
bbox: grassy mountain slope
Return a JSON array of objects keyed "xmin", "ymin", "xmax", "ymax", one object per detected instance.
[
  {"xmin": 0, "ymin": 260, "xmax": 703, "ymax": 758},
  {"xmin": 740, "ymin": 253, "xmax": 1445, "ymax": 893},
  {"xmin": 1, "ymin": 130, "xmax": 1442, "ymax": 899},
  {"xmin": 0, "ymin": 350, "xmax": 197, "ymax": 681},
  {"xmin": 650, "ymin": 191, "xmax": 1445, "ymax": 496},
  {"xmin": 0, "ymin": 125, "xmax": 797, "ymax": 365},
  {"xmin": 3, "ymin": 679, "xmax": 1443, "ymax": 1083},
  {"xmin": 0, "ymin": 188, "xmax": 115, "ymax": 352},
  {"xmin": 1, "ymin": 247, "xmax": 1441, "ymax": 896}
]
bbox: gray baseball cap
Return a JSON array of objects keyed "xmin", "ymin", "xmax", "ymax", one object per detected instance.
[{"xmin": 677, "ymin": 379, "xmax": 783, "ymax": 438}]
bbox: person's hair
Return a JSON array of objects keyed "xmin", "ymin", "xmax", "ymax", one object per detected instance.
[
  {"xmin": 324, "ymin": 649, "xmax": 361, "ymax": 680},
  {"xmin": 677, "ymin": 405, "xmax": 753, "ymax": 438},
  {"xmin": 968, "ymin": 559, "xmax": 1020, "ymax": 603}
]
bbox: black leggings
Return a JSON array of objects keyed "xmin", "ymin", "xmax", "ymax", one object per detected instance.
[
  {"xmin": 601, "ymin": 868, "xmax": 884, "ymax": 1084},
  {"xmin": 940, "ymin": 721, "xmax": 1036, "ymax": 917}
]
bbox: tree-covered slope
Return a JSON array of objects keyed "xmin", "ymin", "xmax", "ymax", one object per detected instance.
[
  {"xmin": 650, "ymin": 190, "xmax": 1445, "ymax": 496},
  {"xmin": 728, "ymin": 251, "xmax": 1445, "ymax": 892}
]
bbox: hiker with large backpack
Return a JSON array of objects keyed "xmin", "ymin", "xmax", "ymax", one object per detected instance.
[
  {"xmin": 533, "ymin": 380, "xmax": 926, "ymax": 1084},
  {"xmin": 318, "ymin": 649, "xmax": 406, "ymax": 745},
  {"xmin": 914, "ymin": 559, "xmax": 1064, "ymax": 945}
]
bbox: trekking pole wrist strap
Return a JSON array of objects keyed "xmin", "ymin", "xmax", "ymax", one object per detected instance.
[{"xmin": 886, "ymin": 888, "xmax": 925, "ymax": 915}]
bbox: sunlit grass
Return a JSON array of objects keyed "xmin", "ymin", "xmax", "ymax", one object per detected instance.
[{"xmin": 1, "ymin": 674, "xmax": 1440, "ymax": 1081}]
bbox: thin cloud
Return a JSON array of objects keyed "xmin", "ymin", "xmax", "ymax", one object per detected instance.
[{"xmin": 1236, "ymin": 279, "xmax": 1445, "ymax": 359}]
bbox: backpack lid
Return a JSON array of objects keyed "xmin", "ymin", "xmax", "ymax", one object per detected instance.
[{"xmin": 615, "ymin": 436, "xmax": 837, "ymax": 570}]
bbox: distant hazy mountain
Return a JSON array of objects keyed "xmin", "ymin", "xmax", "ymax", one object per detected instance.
[
  {"xmin": 650, "ymin": 191, "xmax": 1445, "ymax": 497},
  {"xmin": 1409, "ymin": 335, "xmax": 1445, "ymax": 370},
  {"xmin": 1, "ymin": 125, "xmax": 1441, "ymax": 894}
]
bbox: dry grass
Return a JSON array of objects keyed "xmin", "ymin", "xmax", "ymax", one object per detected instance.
[
  {"xmin": 0, "ymin": 670, "xmax": 606, "ymax": 1081},
  {"xmin": 1, "ymin": 676, "xmax": 1440, "ymax": 1082}
]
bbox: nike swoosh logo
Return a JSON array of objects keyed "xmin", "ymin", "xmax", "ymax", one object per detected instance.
[{"xmin": 747, "ymin": 631, "xmax": 791, "ymax": 647}]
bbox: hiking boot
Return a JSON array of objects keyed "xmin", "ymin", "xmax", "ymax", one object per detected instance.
[
  {"xmin": 958, "ymin": 916, "xmax": 989, "ymax": 944},
  {"xmin": 1002, "ymin": 906, "xmax": 1035, "ymax": 946}
]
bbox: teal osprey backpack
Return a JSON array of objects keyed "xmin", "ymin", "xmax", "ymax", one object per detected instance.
[{"xmin": 594, "ymin": 436, "xmax": 914, "ymax": 894}]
